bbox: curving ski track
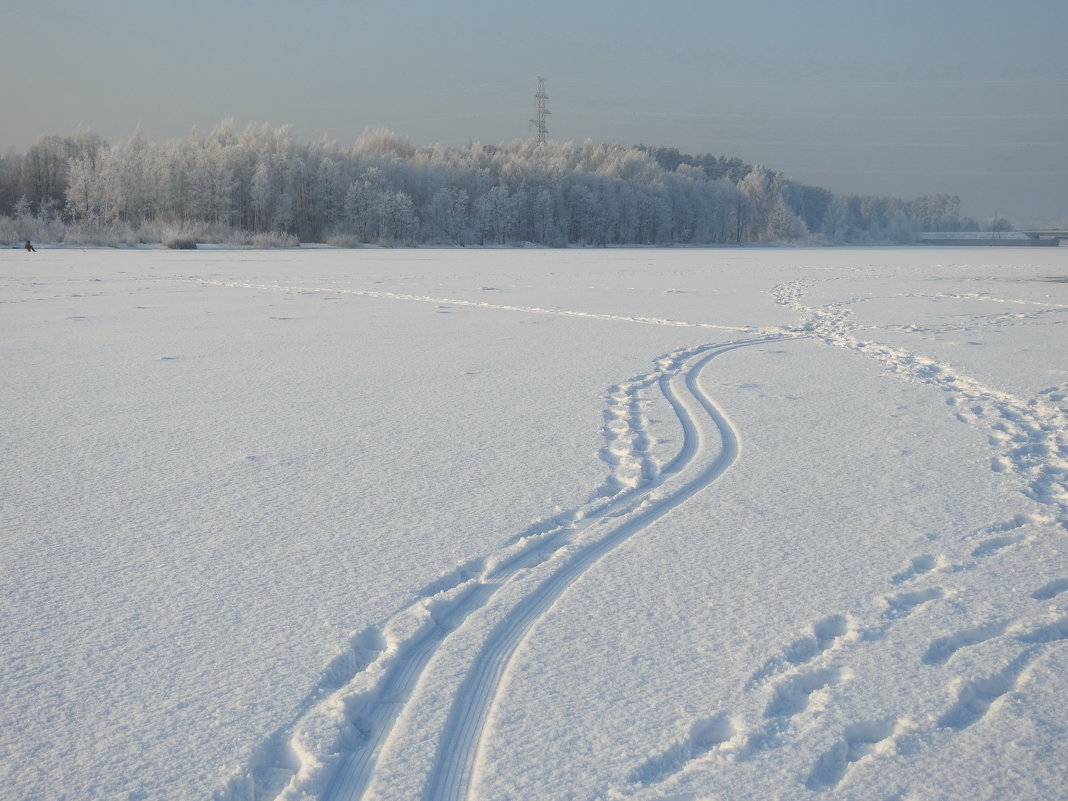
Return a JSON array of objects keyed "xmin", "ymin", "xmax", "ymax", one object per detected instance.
[
  {"xmin": 237, "ymin": 336, "xmax": 779, "ymax": 801},
  {"xmin": 418, "ymin": 339, "xmax": 762, "ymax": 801}
]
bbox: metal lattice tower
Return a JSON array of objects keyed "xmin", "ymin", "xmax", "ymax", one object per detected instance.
[{"xmin": 530, "ymin": 77, "xmax": 550, "ymax": 144}]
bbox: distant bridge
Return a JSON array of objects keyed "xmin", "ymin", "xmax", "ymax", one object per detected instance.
[
  {"xmin": 1022, "ymin": 230, "xmax": 1068, "ymax": 243},
  {"xmin": 918, "ymin": 231, "xmax": 1063, "ymax": 246}
]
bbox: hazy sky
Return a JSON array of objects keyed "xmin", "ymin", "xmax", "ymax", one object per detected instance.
[{"xmin": 4, "ymin": 0, "xmax": 1066, "ymax": 223}]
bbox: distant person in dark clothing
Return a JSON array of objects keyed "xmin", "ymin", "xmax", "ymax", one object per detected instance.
[{"xmin": 24, "ymin": 240, "xmax": 36, "ymax": 252}]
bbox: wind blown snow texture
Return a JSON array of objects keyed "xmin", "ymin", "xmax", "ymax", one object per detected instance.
[{"xmin": 2, "ymin": 247, "xmax": 1067, "ymax": 801}]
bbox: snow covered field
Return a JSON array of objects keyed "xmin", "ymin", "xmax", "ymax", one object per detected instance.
[{"xmin": 3, "ymin": 246, "xmax": 1068, "ymax": 801}]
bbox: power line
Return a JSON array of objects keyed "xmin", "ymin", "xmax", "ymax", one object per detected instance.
[{"xmin": 530, "ymin": 77, "xmax": 550, "ymax": 144}]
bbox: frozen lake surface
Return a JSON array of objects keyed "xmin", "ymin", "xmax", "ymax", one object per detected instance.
[{"xmin": 3, "ymin": 246, "xmax": 1068, "ymax": 801}]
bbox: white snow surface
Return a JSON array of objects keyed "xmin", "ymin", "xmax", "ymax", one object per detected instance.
[{"xmin": 3, "ymin": 247, "xmax": 1068, "ymax": 801}]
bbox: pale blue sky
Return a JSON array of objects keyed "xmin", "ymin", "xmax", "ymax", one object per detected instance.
[{"xmin": 4, "ymin": 0, "xmax": 1066, "ymax": 222}]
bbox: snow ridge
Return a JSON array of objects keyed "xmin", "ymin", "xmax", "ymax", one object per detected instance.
[
  {"xmin": 190, "ymin": 278, "xmax": 757, "ymax": 332},
  {"xmin": 216, "ymin": 337, "xmax": 779, "ymax": 801}
]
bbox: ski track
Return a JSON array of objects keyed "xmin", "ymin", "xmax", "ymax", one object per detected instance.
[
  {"xmin": 210, "ymin": 299, "xmax": 782, "ymax": 800},
  {"xmin": 419, "ymin": 340, "xmax": 759, "ymax": 801},
  {"xmin": 607, "ymin": 277, "xmax": 1068, "ymax": 798}
]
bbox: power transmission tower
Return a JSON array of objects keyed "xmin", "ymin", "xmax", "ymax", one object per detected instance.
[{"xmin": 530, "ymin": 77, "xmax": 550, "ymax": 144}]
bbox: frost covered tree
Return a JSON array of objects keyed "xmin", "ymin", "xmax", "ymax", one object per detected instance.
[
  {"xmin": 739, "ymin": 167, "xmax": 808, "ymax": 241},
  {"xmin": 426, "ymin": 186, "xmax": 470, "ymax": 245},
  {"xmin": 311, "ymin": 156, "xmax": 345, "ymax": 231},
  {"xmin": 344, "ymin": 172, "xmax": 386, "ymax": 242},
  {"xmin": 24, "ymin": 135, "xmax": 71, "ymax": 213},
  {"xmin": 65, "ymin": 150, "xmax": 107, "ymax": 224},
  {"xmin": 381, "ymin": 191, "xmax": 418, "ymax": 244},
  {"xmin": 475, "ymin": 184, "xmax": 516, "ymax": 245}
]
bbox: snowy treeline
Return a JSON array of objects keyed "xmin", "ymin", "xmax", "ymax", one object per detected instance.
[{"xmin": 0, "ymin": 122, "xmax": 967, "ymax": 246}]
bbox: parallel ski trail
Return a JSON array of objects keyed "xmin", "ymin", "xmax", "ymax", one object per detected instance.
[{"xmin": 420, "ymin": 339, "xmax": 765, "ymax": 801}]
